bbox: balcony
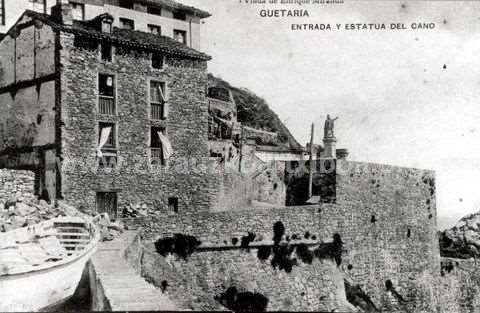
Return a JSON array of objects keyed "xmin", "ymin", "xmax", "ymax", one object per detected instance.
[
  {"xmin": 98, "ymin": 148, "xmax": 117, "ymax": 168},
  {"xmin": 99, "ymin": 96, "xmax": 116, "ymax": 115},
  {"xmin": 151, "ymin": 148, "xmax": 164, "ymax": 165}
]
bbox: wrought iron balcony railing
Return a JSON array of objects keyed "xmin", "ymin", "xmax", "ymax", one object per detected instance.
[{"xmin": 99, "ymin": 95, "xmax": 116, "ymax": 115}]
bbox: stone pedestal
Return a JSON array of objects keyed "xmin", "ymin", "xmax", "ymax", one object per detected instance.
[{"xmin": 322, "ymin": 136, "xmax": 337, "ymax": 159}]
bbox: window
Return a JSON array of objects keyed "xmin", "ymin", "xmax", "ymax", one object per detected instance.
[
  {"xmin": 31, "ymin": 0, "xmax": 46, "ymax": 14},
  {"xmin": 119, "ymin": 0, "xmax": 133, "ymax": 9},
  {"xmin": 152, "ymin": 53, "xmax": 164, "ymax": 69},
  {"xmin": 150, "ymin": 81, "xmax": 166, "ymax": 120},
  {"xmin": 147, "ymin": 6, "xmax": 161, "ymax": 16},
  {"xmin": 96, "ymin": 192, "xmax": 117, "ymax": 219},
  {"xmin": 151, "ymin": 127, "xmax": 165, "ymax": 165},
  {"xmin": 148, "ymin": 24, "xmax": 161, "ymax": 35},
  {"xmin": 70, "ymin": 2, "xmax": 85, "ymax": 21},
  {"xmin": 99, "ymin": 122, "xmax": 116, "ymax": 148},
  {"xmin": 173, "ymin": 29, "xmax": 187, "ymax": 44},
  {"xmin": 0, "ymin": 0, "xmax": 5, "ymax": 26},
  {"xmin": 119, "ymin": 18, "xmax": 134, "ymax": 30},
  {"xmin": 98, "ymin": 122, "xmax": 117, "ymax": 167},
  {"xmin": 101, "ymin": 43, "xmax": 113, "ymax": 62},
  {"xmin": 98, "ymin": 74, "xmax": 115, "ymax": 115},
  {"xmin": 168, "ymin": 197, "xmax": 179, "ymax": 213},
  {"xmin": 173, "ymin": 11, "xmax": 187, "ymax": 21}
]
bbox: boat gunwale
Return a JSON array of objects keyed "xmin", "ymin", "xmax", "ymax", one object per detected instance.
[{"xmin": 0, "ymin": 217, "xmax": 101, "ymax": 278}]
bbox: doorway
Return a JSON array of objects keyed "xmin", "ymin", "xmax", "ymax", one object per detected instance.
[{"xmin": 96, "ymin": 192, "xmax": 117, "ymax": 219}]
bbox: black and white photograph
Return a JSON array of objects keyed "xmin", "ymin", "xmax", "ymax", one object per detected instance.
[{"xmin": 0, "ymin": 0, "xmax": 479, "ymax": 312}]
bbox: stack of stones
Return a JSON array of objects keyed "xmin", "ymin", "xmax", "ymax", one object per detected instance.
[
  {"xmin": 1, "ymin": 197, "xmax": 66, "ymax": 232},
  {"xmin": 0, "ymin": 170, "xmax": 36, "ymax": 207},
  {"xmin": 0, "ymin": 169, "xmax": 126, "ymax": 240},
  {"xmin": 122, "ymin": 203, "xmax": 162, "ymax": 218}
]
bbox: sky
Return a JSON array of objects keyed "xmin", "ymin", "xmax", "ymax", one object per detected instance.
[{"xmin": 181, "ymin": 0, "xmax": 480, "ymax": 230}]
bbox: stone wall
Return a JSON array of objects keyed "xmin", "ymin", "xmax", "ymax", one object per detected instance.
[
  {"xmin": 124, "ymin": 160, "xmax": 440, "ymax": 312},
  {"xmin": 436, "ymin": 258, "xmax": 480, "ymax": 313},
  {"xmin": 137, "ymin": 244, "xmax": 350, "ymax": 312},
  {"xmin": 123, "ymin": 230, "xmax": 352, "ymax": 312},
  {"xmin": 208, "ymin": 171, "xmax": 254, "ymax": 212},
  {"xmin": 134, "ymin": 246, "xmax": 224, "ymax": 311},
  {"xmin": 0, "ymin": 169, "xmax": 35, "ymax": 205},
  {"xmin": 335, "ymin": 160, "xmax": 440, "ymax": 313},
  {"xmin": 58, "ymin": 32, "xmax": 214, "ymax": 214},
  {"xmin": 252, "ymin": 161, "xmax": 286, "ymax": 206}
]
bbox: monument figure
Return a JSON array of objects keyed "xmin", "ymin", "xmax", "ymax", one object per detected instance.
[{"xmin": 324, "ymin": 114, "xmax": 339, "ymax": 138}]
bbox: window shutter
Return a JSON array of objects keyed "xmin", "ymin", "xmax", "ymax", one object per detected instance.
[
  {"xmin": 163, "ymin": 84, "xmax": 168, "ymax": 119},
  {"xmin": 163, "ymin": 102, "xmax": 169, "ymax": 119}
]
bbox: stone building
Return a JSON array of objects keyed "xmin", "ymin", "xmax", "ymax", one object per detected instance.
[
  {"xmin": 0, "ymin": 0, "xmax": 209, "ymax": 51},
  {"xmin": 0, "ymin": 0, "xmax": 213, "ymax": 216}
]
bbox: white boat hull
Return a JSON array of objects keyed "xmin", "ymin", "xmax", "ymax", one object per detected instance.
[
  {"xmin": 0, "ymin": 244, "xmax": 96, "ymax": 312},
  {"xmin": 0, "ymin": 215, "xmax": 102, "ymax": 312}
]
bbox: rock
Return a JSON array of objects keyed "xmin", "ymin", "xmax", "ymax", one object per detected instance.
[
  {"xmin": 108, "ymin": 222, "xmax": 124, "ymax": 233},
  {"xmin": 39, "ymin": 200, "xmax": 50, "ymax": 208},
  {"xmin": 440, "ymin": 210, "xmax": 480, "ymax": 258},
  {"xmin": 4, "ymin": 199, "xmax": 16, "ymax": 211},
  {"xmin": 14, "ymin": 216, "xmax": 26, "ymax": 225},
  {"xmin": 16, "ymin": 203, "xmax": 36, "ymax": 217}
]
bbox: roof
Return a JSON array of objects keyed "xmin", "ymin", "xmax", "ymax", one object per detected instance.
[
  {"xmin": 19, "ymin": 10, "xmax": 211, "ymax": 61},
  {"xmin": 136, "ymin": 0, "xmax": 211, "ymax": 18}
]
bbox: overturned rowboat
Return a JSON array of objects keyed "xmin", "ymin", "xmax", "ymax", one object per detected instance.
[{"xmin": 0, "ymin": 215, "xmax": 101, "ymax": 312}]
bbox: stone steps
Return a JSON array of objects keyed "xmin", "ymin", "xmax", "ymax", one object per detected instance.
[{"xmin": 91, "ymin": 231, "xmax": 177, "ymax": 311}]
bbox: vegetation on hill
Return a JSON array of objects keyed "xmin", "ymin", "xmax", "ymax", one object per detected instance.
[
  {"xmin": 208, "ymin": 74, "xmax": 303, "ymax": 150},
  {"xmin": 439, "ymin": 211, "xmax": 480, "ymax": 259}
]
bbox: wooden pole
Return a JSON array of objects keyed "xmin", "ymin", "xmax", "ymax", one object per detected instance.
[
  {"xmin": 308, "ymin": 123, "xmax": 314, "ymax": 199},
  {"xmin": 238, "ymin": 126, "xmax": 244, "ymax": 173}
]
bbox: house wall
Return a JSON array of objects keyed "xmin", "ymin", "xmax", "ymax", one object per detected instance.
[
  {"xmin": 0, "ymin": 0, "xmax": 58, "ymax": 34},
  {"xmin": 103, "ymin": 5, "xmax": 201, "ymax": 50},
  {"xmin": 0, "ymin": 22, "xmax": 56, "ymax": 151},
  {"xmin": 0, "ymin": 1, "xmax": 203, "ymax": 51},
  {"xmin": 0, "ymin": 21, "xmax": 56, "ymax": 190},
  {"xmin": 0, "ymin": 22, "xmax": 56, "ymax": 87},
  {"xmin": 243, "ymin": 126, "xmax": 279, "ymax": 145},
  {"xmin": 58, "ymin": 31, "xmax": 212, "ymax": 214},
  {"xmin": 0, "ymin": 82, "xmax": 56, "ymax": 149}
]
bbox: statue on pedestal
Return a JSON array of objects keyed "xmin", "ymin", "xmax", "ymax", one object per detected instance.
[{"xmin": 324, "ymin": 114, "xmax": 339, "ymax": 138}]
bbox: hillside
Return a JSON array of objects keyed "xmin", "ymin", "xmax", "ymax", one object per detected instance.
[
  {"xmin": 439, "ymin": 211, "xmax": 480, "ymax": 258},
  {"xmin": 208, "ymin": 74, "xmax": 303, "ymax": 150}
]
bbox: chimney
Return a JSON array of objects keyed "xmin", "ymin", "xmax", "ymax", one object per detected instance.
[{"xmin": 51, "ymin": 0, "xmax": 73, "ymax": 26}]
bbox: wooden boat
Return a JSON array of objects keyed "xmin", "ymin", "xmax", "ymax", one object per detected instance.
[{"xmin": 0, "ymin": 215, "xmax": 101, "ymax": 312}]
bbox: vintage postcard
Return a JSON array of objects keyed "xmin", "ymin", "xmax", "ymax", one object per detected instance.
[{"xmin": 0, "ymin": 0, "xmax": 479, "ymax": 312}]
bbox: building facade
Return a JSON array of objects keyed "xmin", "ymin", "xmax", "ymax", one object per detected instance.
[
  {"xmin": 0, "ymin": 0, "xmax": 209, "ymax": 51},
  {"xmin": 0, "ymin": 1, "xmax": 214, "ymax": 216}
]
